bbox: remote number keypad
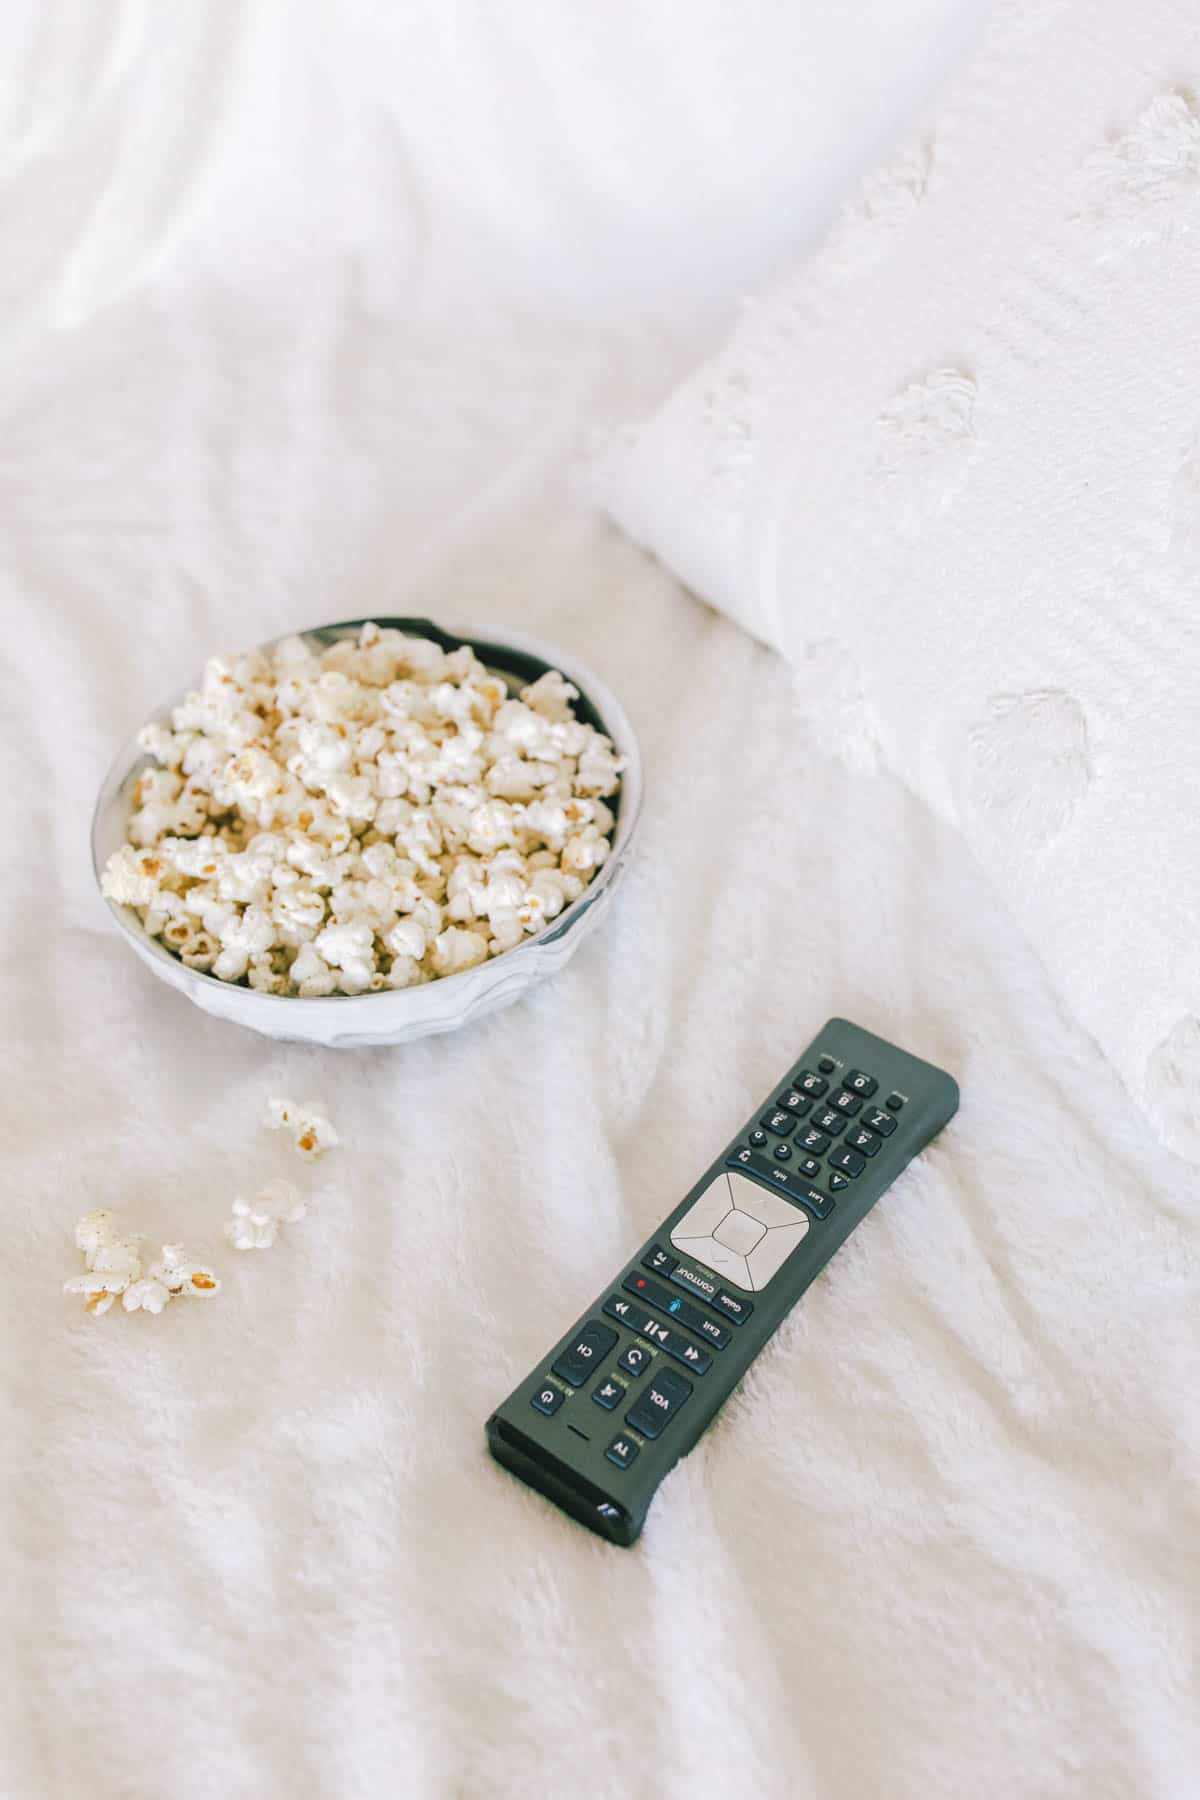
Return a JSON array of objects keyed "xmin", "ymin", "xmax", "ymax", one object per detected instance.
[{"xmin": 738, "ymin": 1061, "xmax": 894, "ymax": 1204}]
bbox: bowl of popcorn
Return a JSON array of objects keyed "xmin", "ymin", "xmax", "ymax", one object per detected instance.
[{"xmin": 92, "ymin": 618, "xmax": 640, "ymax": 1047}]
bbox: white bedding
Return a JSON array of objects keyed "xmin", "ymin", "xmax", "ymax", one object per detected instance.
[
  {"xmin": 3, "ymin": 8, "xmax": 1198, "ymax": 1798},
  {"xmin": 3, "ymin": 282, "xmax": 1197, "ymax": 1799}
]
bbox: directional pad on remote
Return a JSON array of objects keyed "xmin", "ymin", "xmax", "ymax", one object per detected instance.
[{"xmin": 670, "ymin": 1170, "xmax": 809, "ymax": 1292}]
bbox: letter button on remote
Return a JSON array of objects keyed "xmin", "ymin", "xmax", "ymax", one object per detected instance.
[
  {"xmin": 713, "ymin": 1290, "xmax": 754, "ymax": 1324},
  {"xmin": 551, "ymin": 1322, "xmax": 618, "ymax": 1388}
]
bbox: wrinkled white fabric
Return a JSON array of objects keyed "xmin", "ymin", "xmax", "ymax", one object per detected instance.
[{"xmin": 3, "ymin": 5, "xmax": 1196, "ymax": 1798}]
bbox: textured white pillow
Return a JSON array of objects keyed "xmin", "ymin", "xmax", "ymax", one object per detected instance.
[{"xmin": 590, "ymin": 0, "xmax": 1200, "ymax": 1162}]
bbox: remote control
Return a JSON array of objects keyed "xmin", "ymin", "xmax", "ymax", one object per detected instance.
[{"xmin": 486, "ymin": 1018, "xmax": 959, "ymax": 1546}]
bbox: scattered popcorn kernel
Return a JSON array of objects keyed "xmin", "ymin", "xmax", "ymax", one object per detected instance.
[
  {"xmin": 150, "ymin": 1244, "xmax": 221, "ymax": 1298},
  {"xmin": 63, "ymin": 1272, "xmax": 128, "ymax": 1316},
  {"xmin": 264, "ymin": 1096, "xmax": 339, "ymax": 1160},
  {"xmin": 225, "ymin": 1178, "xmax": 307, "ymax": 1250},
  {"xmin": 122, "ymin": 1277, "xmax": 173, "ymax": 1314}
]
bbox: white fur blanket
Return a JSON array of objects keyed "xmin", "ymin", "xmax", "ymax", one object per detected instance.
[{"xmin": 2, "ymin": 281, "xmax": 1196, "ymax": 1798}]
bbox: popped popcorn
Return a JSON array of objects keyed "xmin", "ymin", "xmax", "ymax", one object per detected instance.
[
  {"xmin": 65, "ymin": 1213, "xmax": 219, "ymax": 1317},
  {"xmin": 122, "ymin": 1276, "xmax": 173, "ymax": 1314},
  {"xmin": 150, "ymin": 1244, "xmax": 221, "ymax": 1298},
  {"xmin": 225, "ymin": 1178, "xmax": 307, "ymax": 1250},
  {"xmin": 101, "ymin": 625, "xmax": 622, "ymax": 995},
  {"xmin": 264, "ymin": 1096, "xmax": 339, "ymax": 1160}
]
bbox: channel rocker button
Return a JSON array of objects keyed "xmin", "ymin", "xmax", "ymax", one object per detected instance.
[{"xmin": 551, "ymin": 1322, "xmax": 618, "ymax": 1389}]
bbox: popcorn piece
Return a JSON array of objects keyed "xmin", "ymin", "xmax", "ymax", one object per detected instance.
[
  {"xmin": 64, "ymin": 1271, "xmax": 129, "ymax": 1316},
  {"xmin": 225, "ymin": 1178, "xmax": 307, "ymax": 1250},
  {"xmin": 149, "ymin": 1244, "xmax": 221, "ymax": 1298},
  {"xmin": 521, "ymin": 669, "xmax": 580, "ymax": 721},
  {"xmin": 430, "ymin": 926, "xmax": 489, "ymax": 976},
  {"xmin": 314, "ymin": 919, "xmax": 376, "ymax": 994},
  {"xmin": 263, "ymin": 1096, "xmax": 340, "ymax": 1160},
  {"xmin": 562, "ymin": 828, "xmax": 611, "ymax": 877},
  {"xmin": 75, "ymin": 1209, "xmax": 118, "ymax": 1264},
  {"xmin": 575, "ymin": 737, "xmax": 623, "ymax": 797},
  {"xmin": 66, "ymin": 1210, "xmax": 146, "ymax": 1315},
  {"xmin": 122, "ymin": 1277, "xmax": 172, "ymax": 1314},
  {"xmin": 288, "ymin": 942, "xmax": 338, "ymax": 997},
  {"xmin": 101, "ymin": 845, "xmax": 170, "ymax": 908},
  {"xmin": 74, "ymin": 1209, "xmax": 144, "ymax": 1279}
]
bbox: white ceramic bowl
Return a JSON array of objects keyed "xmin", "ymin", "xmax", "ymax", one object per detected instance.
[{"xmin": 91, "ymin": 618, "xmax": 642, "ymax": 1047}]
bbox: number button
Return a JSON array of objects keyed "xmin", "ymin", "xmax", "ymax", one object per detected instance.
[
  {"xmin": 828, "ymin": 1145, "xmax": 866, "ymax": 1178},
  {"xmin": 606, "ymin": 1435, "xmax": 639, "ymax": 1470},
  {"xmin": 799, "ymin": 1126, "xmax": 830, "ymax": 1155},
  {"xmin": 831, "ymin": 1089, "xmax": 863, "ymax": 1117},
  {"xmin": 762, "ymin": 1109, "xmax": 795, "ymax": 1137},
  {"xmin": 846, "ymin": 1069, "xmax": 878, "ymax": 1097},
  {"xmin": 797, "ymin": 1070, "xmax": 829, "ymax": 1096},
  {"xmin": 863, "ymin": 1107, "xmax": 897, "ymax": 1137},
  {"xmin": 618, "ymin": 1342, "xmax": 652, "ymax": 1379},
  {"xmin": 531, "ymin": 1385, "xmax": 565, "ymax": 1417},
  {"xmin": 812, "ymin": 1106, "xmax": 846, "ymax": 1136},
  {"xmin": 846, "ymin": 1125, "xmax": 881, "ymax": 1156},
  {"xmin": 778, "ymin": 1089, "xmax": 813, "ymax": 1118}
]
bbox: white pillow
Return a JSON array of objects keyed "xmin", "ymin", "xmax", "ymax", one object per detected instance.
[{"xmin": 589, "ymin": 0, "xmax": 1200, "ymax": 1162}]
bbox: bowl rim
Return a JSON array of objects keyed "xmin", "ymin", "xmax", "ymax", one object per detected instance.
[{"xmin": 91, "ymin": 616, "xmax": 642, "ymax": 1007}]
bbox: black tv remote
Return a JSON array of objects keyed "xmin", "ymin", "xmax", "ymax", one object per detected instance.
[{"xmin": 486, "ymin": 1018, "xmax": 959, "ymax": 1546}]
